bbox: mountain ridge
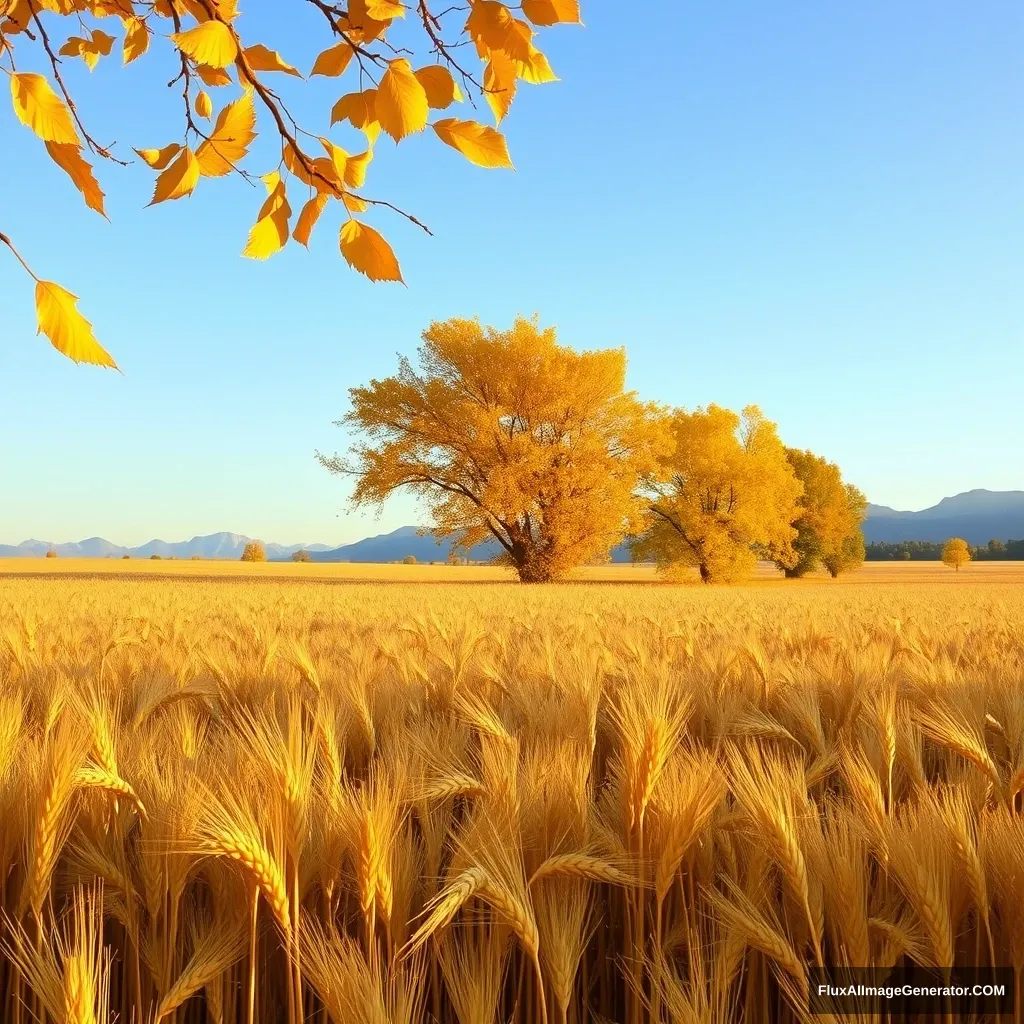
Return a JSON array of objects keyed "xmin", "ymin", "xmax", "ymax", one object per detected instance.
[{"xmin": 3, "ymin": 490, "xmax": 1023, "ymax": 560}]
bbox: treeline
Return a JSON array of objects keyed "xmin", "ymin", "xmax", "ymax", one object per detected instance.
[
  {"xmin": 868, "ymin": 539, "xmax": 1024, "ymax": 561},
  {"xmin": 321, "ymin": 317, "xmax": 869, "ymax": 583}
]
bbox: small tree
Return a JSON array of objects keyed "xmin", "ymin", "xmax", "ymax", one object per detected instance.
[
  {"xmin": 45, "ymin": 549, "xmax": 58, "ymax": 558},
  {"xmin": 191, "ymin": 555, "xmax": 202, "ymax": 560},
  {"xmin": 122, "ymin": 554, "xmax": 130, "ymax": 560},
  {"xmin": 291, "ymin": 549, "xmax": 312, "ymax": 563},
  {"xmin": 942, "ymin": 537, "xmax": 971, "ymax": 572},
  {"xmin": 403, "ymin": 555, "xmax": 418, "ymax": 565},
  {"xmin": 241, "ymin": 541, "xmax": 267, "ymax": 563},
  {"xmin": 150, "ymin": 554, "xmax": 162, "ymax": 560}
]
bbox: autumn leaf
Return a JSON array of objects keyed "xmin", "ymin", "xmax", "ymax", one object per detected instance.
[
  {"xmin": 310, "ymin": 41, "xmax": 353, "ymax": 77},
  {"xmin": 149, "ymin": 146, "xmax": 200, "ymax": 204},
  {"xmin": 341, "ymin": 192, "xmax": 369, "ymax": 214},
  {"xmin": 195, "ymin": 90, "xmax": 213, "ymax": 119},
  {"xmin": 45, "ymin": 142, "xmax": 106, "ymax": 215},
  {"xmin": 517, "ymin": 45, "xmax": 558, "ymax": 84},
  {"xmin": 35, "ymin": 281, "xmax": 117, "ymax": 369},
  {"xmin": 414, "ymin": 65, "xmax": 463, "ymax": 109},
  {"xmin": 59, "ymin": 29, "xmax": 115, "ymax": 70},
  {"xmin": 331, "ymin": 89, "xmax": 380, "ymax": 142},
  {"xmin": 135, "ymin": 143, "xmax": 182, "ymax": 169},
  {"xmin": 243, "ymin": 43, "xmax": 301, "ymax": 76},
  {"xmin": 343, "ymin": 149, "xmax": 372, "ymax": 189},
  {"xmin": 10, "ymin": 73, "xmax": 79, "ymax": 145},
  {"xmin": 376, "ymin": 58, "xmax": 429, "ymax": 142},
  {"xmin": 242, "ymin": 172, "xmax": 291, "ymax": 260},
  {"xmin": 365, "ymin": 0, "xmax": 404, "ymax": 18},
  {"xmin": 121, "ymin": 15, "xmax": 149, "ymax": 63},
  {"xmin": 340, "ymin": 220, "xmax": 403, "ymax": 282},
  {"xmin": 520, "ymin": 0, "xmax": 580, "ymax": 25},
  {"xmin": 433, "ymin": 119, "xmax": 512, "ymax": 169},
  {"xmin": 293, "ymin": 194, "xmax": 329, "ymax": 247},
  {"xmin": 170, "ymin": 20, "xmax": 237, "ymax": 69},
  {"xmin": 483, "ymin": 50, "xmax": 517, "ymax": 123},
  {"xmin": 196, "ymin": 90, "xmax": 256, "ymax": 176},
  {"xmin": 196, "ymin": 63, "xmax": 232, "ymax": 87}
]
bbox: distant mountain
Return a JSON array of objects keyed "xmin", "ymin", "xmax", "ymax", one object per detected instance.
[
  {"xmin": 0, "ymin": 532, "xmax": 330, "ymax": 561},
  {"xmin": 864, "ymin": 490, "xmax": 1024, "ymax": 545}
]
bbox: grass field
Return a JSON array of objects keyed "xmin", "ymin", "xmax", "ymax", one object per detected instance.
[{"xmin": 0, "ymin": 562, "xmax": 1022, "ymax": 1023}]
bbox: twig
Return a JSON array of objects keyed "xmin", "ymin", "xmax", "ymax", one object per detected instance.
[{"xmin": 0, "ymin": 231, "xmax": 40, "ymax": 281}]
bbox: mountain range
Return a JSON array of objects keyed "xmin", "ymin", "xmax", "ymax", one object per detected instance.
[{"xmin": 2, "ymin": 490, "xmax": 1022, "ymax": 562}]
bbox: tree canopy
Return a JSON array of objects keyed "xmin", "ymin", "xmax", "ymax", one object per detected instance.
[
  {"xmin": 320, "ymin": 316, "xmax": 661, "ymax": 582},
  {"xmin": 778, "ymin": 449, "xmax": 867, "ymax": 578},
  {"xmin": 2, "ymin": 0, "xmax": 579, "ymax": 368},
  {"xmin": 942, "ymin": 537, "xmax": 971, "ymax": 572},
  {"xmin": 635, "ymin": 405, "xmax": 804, "ymax": 583}
]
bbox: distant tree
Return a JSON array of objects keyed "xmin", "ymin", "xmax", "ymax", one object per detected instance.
[
  {"xmin": 900, "ymin": 550, "xmax": 912, "ymax": 561},
  {"xmin": 150, "ymin": 554, "xmax": 162, "ymax": 560},
  {"xmin": 45, "ymin": 549, "xmax": 58, "ymax": 558},
  {"xmin": 778, "ymin": 450, "xmax": 865, "ymax": 578},
  {"xmin": 191, "ymin": 554, "xmax": 202, "ymax": 560},
  {"xmin": 636, "ymin": 405, "xmax": 802, "ymax": 583},
  {"xmin": 402, "ymin": 555, "xmax": 418, "ymax": 565},
  {"xmin": 942, "ymin": 537, "xmax": 971, "ymax": 572},
  {"xmin": 241, "ymin": 541, "xmax": 267, "ymax": 562},
  {"xmin": 122, "ymin": 554, "xmax": 130, "ymax": 559},
  {"xmin": 988, "ymin": 539, "xmax": 1006, "ymax": 557},
  {"xmin": 323, "ymin": 317, "xmax": 660, "ymax": 583},
  {"xmin": 291, "ymin": 549, "xmax": 312, "ymax": 563}
]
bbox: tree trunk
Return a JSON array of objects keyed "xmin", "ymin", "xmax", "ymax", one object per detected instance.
[
  {"xmin": 699, "ymin": 562, "xmax": 712, "ymax": 584},
  {"xmin": 512, "ymin": 542, "xmax": 557, "ymax": 583}
]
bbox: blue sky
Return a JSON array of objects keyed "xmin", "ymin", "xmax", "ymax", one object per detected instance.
[{"xmin": 2, "ymin": 1, "xmax": 1021, "ymax": 546}]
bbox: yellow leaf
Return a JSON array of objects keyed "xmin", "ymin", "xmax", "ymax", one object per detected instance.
[
  {"xmin": 320, "ymin": 138, "xmax": 349, "ymax": 182},
  {"xmin": 342, "ymin": 0, "xmax": 389, "ymax": 42},
  {"xmin": 135, "ymin": 143, "xmax": 181, "ymax": 169},
  {"xmin": 170, "ymin": 20, "xmax": 237, "ymax": 69},
  {"xmin": 340, "ymin": 220, "xmax": 403, "ymax": 282},
  {"xmin": 59, "ymin": 36, "xmax": 86, "ymax": 57},
  {"xmin": 181, "ymin": 0, "xmax": 240, "ymax": 21},
  {"xmin": 148, "ymin": 146, "xmax": 200, "ymax": 204},
  {"xmin": 243, "ymin": 43, "xmax": 301, "ymax": 76},
  {"xmin": 414, "ymin": 65, "xmax": 462, "ymax": 109},
  {"xmin": 34, "ymin": 281, "xmax": 117, "ymax": 369},
  {"xmin": 466, "ymin": 2, "xmax": 533, "ymax": 61},
  {"xmin": 433, "ymin": 118, "xmax": 513, "ymax": 169},
  {"xmin": 375, "ymin": 58, "xmax": 428, "ymax": 142},
  {"xmin": 310, "ymin": 41, "xmax": 353, "ymax": 77},
  {"xmin": 341, "ymin": 192, "xmax": 368, "ymax": 214},
  {"xmin": 242, "ymin": 173, "xmax": 291, "ymax": 260},
  {"xmin": 520, "ymin": 0, "xmax": 580, "ymax": 25},
  {"xmin": 196, "ymin": 63, "xmax": 233, "ymax": 87},
  {"xmin": 10, "ymin": 73, "xmax": 79, "ymax": 145},
  {"xmin": 195, "ymin": 90, "xmax": 213, "ymax": 119},
  {"xmin": 122, "ymin": 15, "xmax": 150, "ymax": 63},
  {"xmin": 330, "ymin": 89, "xmax": 378, "ymax": 130},
  {"xmin": 45, "ymin": 142, "xmax": 106, "ymax": 215},
  {"xmin": 293, "ymin": 193, "xmax": 329, "ymax": 247},
  {"xmin": 343, "ymin": 149, "xmax": 372, "ymax": 189},
  {"xmin": 78, "ymin": 29, "xmax": 116, "ymax": 70},
  {"xmin": 483, "ymin": 50, "xmax": 517, "ymax": 123},
  {"xmin": 196, "ymin": 90, "xmax": 256, "ymax": 176},
  {"xmin": 517, "ymin": 45, "xmax": 558, "ymax": 84},
  {"xmin": 365, "ymin": 0, "xmax": 404, "ymax": 17}
]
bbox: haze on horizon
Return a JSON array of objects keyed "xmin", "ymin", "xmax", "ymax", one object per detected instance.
[{"xmin": 2, "ymin": 2, "xmax": 1021, "ymax": 548}]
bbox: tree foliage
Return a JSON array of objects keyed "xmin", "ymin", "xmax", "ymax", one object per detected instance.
[
  {"xmin": 321, "ymin": 316, "xmax": 661, "ymax": 583},
  {"xmin": 291, "ymin": 548, "xmax": 312, "ymax": 562},
  {"xmin": 1, "ymin": 0, "xmax": 580, "ymax": 368},
  {"xmin": 778, "ymin": 449, "xmax": 866, "ymax": 578},
  {"xmin": 942, "ymin": 536, "xmax": 971, "ymax": 572},
  {"xmin": 636, "ymin": 405, "xmax": 803, "ymax": 583},
  {"xmin": 241, "ymin": 540, "xmax": 266, "ymax": 562}
]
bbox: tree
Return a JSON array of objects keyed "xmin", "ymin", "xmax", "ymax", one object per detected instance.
[
  {"xmin": 636, "ymin": 405, "xmax": 803, "ymax": 583},
  {"xmin": 322, "ymin": 317, "xmax": 660, "ymax": 583},
  {"xmin": 777, "ymin": 450, "xmax": 865, "ymax": 578},
  {"xmin": 942, "ymin": 537, "xmax": 971, "ymax": 572},
  {"xmin": 402, "ymin": 554, "xmax": 418, "ymax": 565},
  {"xmin": 291, "ymin": 549, "xmax": 312, "ymax": 562},
  {"xmin": 150, "ymin": 553, "xmax": 161, "ymax": 559},
  {"xmin": 45, "ymin": 548, "xmax": 57, "ymax": 558},
  {"xmin": 241, "ymin": 540, "xmax": 266, "ymax": 562},
  {"xmin": 2, "ymin": 0, "xmax": 579, "ymax": 370}
]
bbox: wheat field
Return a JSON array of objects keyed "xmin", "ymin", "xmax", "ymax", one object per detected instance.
[{"xmin": 1, "ymin": 564, "xmax": 1023, "ymax": 1023}]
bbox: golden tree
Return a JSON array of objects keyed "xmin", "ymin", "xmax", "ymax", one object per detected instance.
[
  {"xmin": 636, "ymin": 404, "xmax": 803, "ymax": 583},
  {"xmin": 778, "ymin": 448, "xmax": 866, "ymax": 578},
  {"xmin": 1, "ymin": 0, "xmax": 580, "ymax": 368},
  {"xmin": 240, "ymin": 539, "xmax": 266, "ymax": 562},
  {"xmin": 942, "ymin": 536, "xmax": 971, "ymax": 572},
  {"xmin": 321, "ymin": 316, "xmax": 661, "ymax": 582}
]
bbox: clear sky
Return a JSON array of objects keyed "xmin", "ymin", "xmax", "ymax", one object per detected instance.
[{"xmin": 2, "ymin": 2, "xmax": 1022, "ymax": 547}]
